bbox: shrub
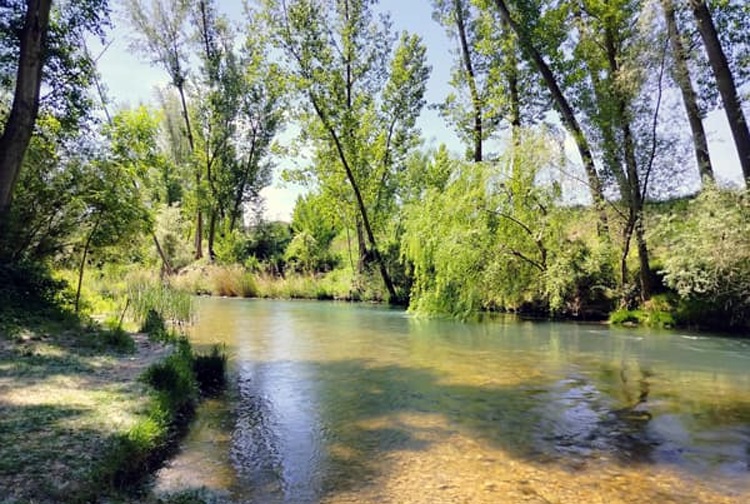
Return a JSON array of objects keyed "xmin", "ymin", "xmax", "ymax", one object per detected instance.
[
  {"xmin": 651, "ymin": 185, "xmax": 750, "ymax": 329},
  {"xmin": 126, "ymin": 273, "xmax": 193, "ymax": 331},
  {"xmin": 141, "ymin": 308, "xmax": 168, "ymax": 341},
  {"xmin": 610, "ymin": 309, "xmax": 643, "ymax": 326},
  {"xmin": 610, "ymin": 295, "xmax": 676, "ymax": 328},
  {"xmin": 207, "ymin": 265, "xmax": 258, "ymax": 297},
  {"xmin": 193, "ymin": 345, "xmax": 227, "ymax": 395},
  {"xmin": 97, "ymin": 338, "xmax": 199, "ymax": 491},
  {"xmin": 141, "ymin": 339, "xmax": 197, "ymax": 414},
  {"xmin": 99, "ymin": 318, "xmax": 136, "ymax": 352}
]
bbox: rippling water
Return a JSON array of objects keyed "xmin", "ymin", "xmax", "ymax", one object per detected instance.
[{"xmin": 153, "ymin": 298, "xmax": 750, "ymax": 503}]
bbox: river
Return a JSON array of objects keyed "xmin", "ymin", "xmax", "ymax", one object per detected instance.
[{"xmin": 152, "ymin": 298, "xmax": 750, "ymax": 503}]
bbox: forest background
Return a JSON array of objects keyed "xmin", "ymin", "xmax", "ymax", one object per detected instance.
[{"xmin": 2, "ymin": 0, "xmax": 750, "ymax": 332}]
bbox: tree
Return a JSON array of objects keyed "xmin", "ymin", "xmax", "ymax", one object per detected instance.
[
  {"xmin": 264, "ymin": 0, "xmax": 430, "ymax": 303},
  {"xmin": 689, "ymin": 0, "xmax": 750, "ymax": 184},
  {"xmin": 191, "ymin": 1, "xmax": 282, "ymax": 257},
  {"xmin": 0, "ymin": 0, "xmax": 53, "ymax": 216},
  {"xmin": 286, "ymin": 192, "xmax": 339, "ymax": 273},
  {"xmin": 124, "ymin": 0, "xmax": 204, "ymax": 256},
  {"xmin": 660, "ymin": 0, "xmax": 713, "ymax": 180},
  {"xmin": 485, "ymin": 0, "xmax": 609, "ymax": 232},
  {"xmin": 433, "ymin": 0, "xmax": 493, "ymax": 162}
]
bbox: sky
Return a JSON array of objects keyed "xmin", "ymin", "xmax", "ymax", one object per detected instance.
[{"xmin": 91, "ymin": 0, "xmax": 745, "ymax": 220}]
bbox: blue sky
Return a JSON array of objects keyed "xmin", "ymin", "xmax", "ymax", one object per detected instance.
[{"xmin": 91, "ymin": 0, "xmax": 745, "ymax": 220}]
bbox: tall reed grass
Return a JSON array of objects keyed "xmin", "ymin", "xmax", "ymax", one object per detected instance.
[{"xmin": 126, "ymin": 272, "xmax": 193, "ymax": 331}]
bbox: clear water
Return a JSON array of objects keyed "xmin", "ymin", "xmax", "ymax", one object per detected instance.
[{"xmin": 153, "ymin": 298, "xmax": 750, "ymax": 503}]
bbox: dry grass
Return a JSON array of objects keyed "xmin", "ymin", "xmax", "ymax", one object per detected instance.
[
  {"xmin": 170, "ymin": 264, "xmax": 257, "ymax": 298},
  {"xmin": 0, "ymin": 330, "xmax": 172, "ymax": 503}
]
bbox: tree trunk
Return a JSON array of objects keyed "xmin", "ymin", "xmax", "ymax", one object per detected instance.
[
  {"xmin": 604, "ymin": 25, "xmax": 653, "ymax": 300},
  {"xmin": 152, "ymin": 233, "xmax": 173, "ymax": 276},
  {"xmin": 229, "ymin": 133, "xmax": 257, "ymax": 232},
  {"xmin": 490, "ymin": 0, "xmax": 609, "ymax": 233},
  {"xmin": 207, "ymin": 208, "xmax": 217, "ymax": 262},
  {"xmin": 175, "ymin": 82, "xmax": 202, "ymax": 259},
  {"xmin": 75, "ymin": 216, "xmax": 101, "ymax": 314},
  {"xmin": 311, "ymin": 94, "xmax": 399, "ymax": 302},
  {"xmin": 502, "ymin": 19, "xmax": 521, "ymax": 174},
  {"xmin": 689, "ymin": 0, "xmax": 750, "ymax": 185},
  {"xmin": 0, "ymin": 0, "xmax": 53, "ymax": 215},
  {"xmin": 355, "ymin": 216, "xmax": 367, "ymax": 274},
  {"xmin": 662, "ymin": 0, "xmax": 713, "ymax": 180},
  {"xmin": 453, "ymin": 0, "xmax": 483, "ymax": 162}
]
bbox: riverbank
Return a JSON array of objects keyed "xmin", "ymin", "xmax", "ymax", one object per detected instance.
[{"xmin": 0, "ymin": 319, "xmax": 215, "ymax": 502}]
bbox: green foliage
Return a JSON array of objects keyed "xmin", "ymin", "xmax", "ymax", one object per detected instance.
[
  {"xmin": 193, "ymin": 344, "xmax": 227, "ymax": 396},
  {"xmin": 652, "ymin": 185, "xmax": 750, "ymax": 328},
  {"xmin": 154, "ymin": 205, "xmax": 194, "ymax": 271},
  {"xmin": 141, "ymin": 308, "xmax": 168, "ymax": 340},
  {"xmin": 402, "ymin": 128, "xmax": 592, "ymax": 318},
  {"xmin": 127, "ymin": 273, "xmax": 193, "ymax": 331},
  {"xmin": 99, "ymin": 338, "xmax": 198, "ymax": 490},
  {"xmin": 609, "ymin": 294, "xmax": 677, "ymax": 328},
  {"xmin": 402, "ymin": 159, "xmax": 492, "ymax": 318},
  {"xmin": 544, "ymin": 238, "xmax": 616, "ymax": 317},
  {"xmin": 244, "ymin": 220, "xmax": 292, "ymax": 273},
  {"xmin": 142, "ymin": 339, "xmax": 198, "ymax": 414},
  {"xmin": 100, "ymin": 318, "xmax": 137, "ymax": 352},
  {"xmin": 609, "ymin": 308, "xmax": 643, "ymax": 325},
  {"xmin": 0, "ymin": 262, "xmax": 72, "ymax": 321},
  {"xmin": 208, "ymin": 265, "xmax": 258, "ymax": 297},
  {"xmin": 286, "ymin": 192, "xmax": 340, "ymax": 273}
]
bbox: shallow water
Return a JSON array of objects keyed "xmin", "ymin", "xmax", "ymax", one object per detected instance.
[{"xmin": 154, "ymin": 298, "xmax": 750, "ymax": 503}]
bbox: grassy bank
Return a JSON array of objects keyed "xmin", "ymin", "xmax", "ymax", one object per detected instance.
[
  {"xmin": 0, "ymin": 324, "xmax": 226, "ymax": 502},
  {"xmin": 0, "ymin": 266, "xmax": 226, "ymax": 502}
]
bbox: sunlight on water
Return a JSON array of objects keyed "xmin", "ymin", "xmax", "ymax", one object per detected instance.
[{"xmin": 153, "ymin": 298, "xmax": 750, "ymax": 503}]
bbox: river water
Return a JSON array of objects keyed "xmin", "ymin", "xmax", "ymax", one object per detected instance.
[{"xmin": 153, "ymin": 298, "xmax": 750, "ymax": 503}]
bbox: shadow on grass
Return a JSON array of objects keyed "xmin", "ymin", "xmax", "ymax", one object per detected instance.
[
  {"xmin": 0, "ymin": 349, "xmax": 99, "ymax": 383},
  {"xmin": 0, "ymin": 400, "xmax": 97, "ymax": 502}
]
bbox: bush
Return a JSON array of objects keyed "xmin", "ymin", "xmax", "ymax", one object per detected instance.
[
  {"xmin": 100, "ymin": 319, "xmax": 136, "ymax": 352},
  {"xmin": 127, "ymin": 272, "xmax": 193, "ymax": 331},
  {"xmin": 141, "ymin": 308, "xmax": 168, "ymax": 341},
  {"xmin": 609, "ymin": 295, "xmax": 676, "ymax": 328},
  {"xmin": 651, "ymin": 185, "xmax": 750, "ymax": 329},
  {"xmin": 207, "ymin": 265, "xmax": 258, "ymax": 297},
  {"xmin": 141, "ymin": 339, "xmax": 197, "ymax": 414},
  {"xmin": 0, "ymin": 262, "xmax": 72, "ymax": 322},
  {"xmin": 610, "ymin": 309, "xmax": 643, "ymax": 326},
  {"xmin": 193, "ymin": 345, "xmax": 227, "ymax": 395},
  {"xmin": 98, "ymin": 338, "xmax": 199, "ymax": 491}
]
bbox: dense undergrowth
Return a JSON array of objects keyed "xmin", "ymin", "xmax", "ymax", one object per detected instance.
[{"xmin": 41, "ymin": 182, "xmax": 750, "ymax": 335}]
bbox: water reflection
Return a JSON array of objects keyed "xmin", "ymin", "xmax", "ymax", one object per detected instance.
[{"xmin": 153, "ymin": 299, "xmax": 750, "ymax": 503}]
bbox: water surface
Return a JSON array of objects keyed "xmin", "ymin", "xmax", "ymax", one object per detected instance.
[{"xmin": 154, "ymin": 298, "xmax": 750, "ymax": 503}]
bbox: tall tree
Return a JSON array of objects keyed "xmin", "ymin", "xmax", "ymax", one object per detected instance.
[
  {"xmin": 191, "ymin": 0, "xmax": 282, "ymax": 256},
  {"xmin": 570, "ymin": 0, "xmax": 667, "ymax": 300},
  {"xmin": 433, "ymin": 0, "xmax": 490, "ymax": 161},
  {"xmin": 125, "ymin": 0, "xmax": 205, "ymax": 257},
  {"xmin": 264, "ymin": 0, "xmax": 429, "ymax": 303},
  {"xmin": 0, "ymin": 0, "xmax": 53, "ymax": 215},
  {"xmin": 660, "ymin": 0, "xmax": 713, "ymax": 180},
  {"xmin": 689, "ymin": 0, "xmax": 750, "ymax": 184},
  {"xmin": 1, "ymin": 0, "xmax": 111, "ymax": 220},
  {"xmin": 486, "ymin": 0, "xmax": 609, "ymax": 232}
]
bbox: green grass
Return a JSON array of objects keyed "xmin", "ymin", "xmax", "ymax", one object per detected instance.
[
  {"xmin": 0, "ymin": 332, "xmax": 155, "ymax": 502},
  {"xmin": 95, "ymin": 339, "xmax": 199, "ymax": 492}
]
